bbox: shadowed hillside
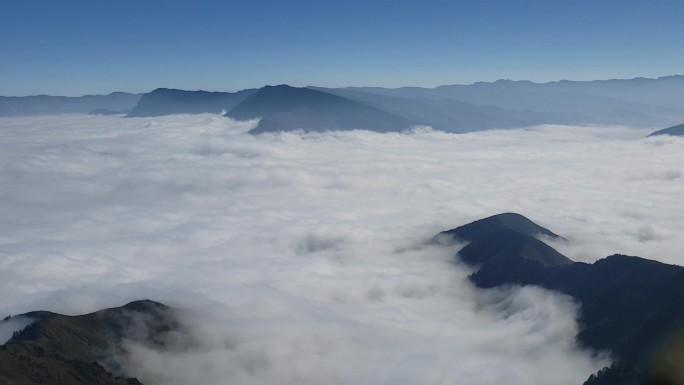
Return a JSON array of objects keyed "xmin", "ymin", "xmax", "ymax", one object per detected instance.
[
  {"xmin": 0, "ymin": 300, "xmax": 179, "ymax": 385},
  {"xmin": 438, "ymin": 213, "xmax": 684, "ymax": 385}
]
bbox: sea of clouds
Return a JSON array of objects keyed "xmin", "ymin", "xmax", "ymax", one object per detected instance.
[{"xmin": 1, "ymin": 114, "xmax": 683, "ymax": 384}]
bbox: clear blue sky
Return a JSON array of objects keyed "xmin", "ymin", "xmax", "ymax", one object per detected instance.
[{"xmin": 2, "ymin": 0, "xmax": 683, "ymax": 96}]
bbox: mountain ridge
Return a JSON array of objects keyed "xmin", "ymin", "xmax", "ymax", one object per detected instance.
[
  {"xmin": 344, "ymin": 75, "xmax": 684, "ymax": 127},
  {"xmin": 226, "ymin": 84, "xmax": 415, "ymax": 133},
  {"xmin": 437, "ymin": 212, "xmax": 572, "ymax": 269},
  {"xmin": 0, "ymin": 93, "xmax": 142, "ymax": 117},
  {"xmin": 5, "ymin": 75, "xmax": 684, "ymax": 130},
  {"xmin": 438, "ymin": 213, "xmax": 684, "ymax": 385},
  {"xmin": 312, "ymin": 87, "xmax": 586, "ymax": 132},
  {"xmin": 0, "ymin": 300, "xmax": 178, "ymax": 385},
  {"xmin": 126, "ymin": 87, "xmax": 255, "ymax": 117}
]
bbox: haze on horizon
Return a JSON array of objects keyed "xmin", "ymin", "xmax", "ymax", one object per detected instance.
[{"xmin": 2, "ymin": 0, "xmax": 684, "ymax": 96}]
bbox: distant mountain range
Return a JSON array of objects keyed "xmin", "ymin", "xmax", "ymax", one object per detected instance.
[
  {"xmin": 311, "ymin": 86, "xmax": 584, "ymax": 133},
  {"xmin": 3, "ymin": 214, "xmax": 684, "ymax": 384},
  {"xmin": 0, "ymin": 93, "xmax": 141, "ymax": 116},
  {"xmin": 343, "ymin": 75, "xmax": 684, "ymax": 127},
  {"xmin": 437, "ymin": 213, "xmax": 684, "ymax": 385},
  {"xmin": 2, "ymin": 76, "xmax": 684, "ymax": 133},
  {"xmin": 126, "ymin": 88, "xmax": 256, "ymax": 117}
]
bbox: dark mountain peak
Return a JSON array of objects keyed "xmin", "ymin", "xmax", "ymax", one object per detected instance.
[
  {"xmin": 438, "ymin": 213, "xmax": 572, "ymax": 271},
  {"xmin": 227, "ymin": 85, "xmax": 414, "ymax": 134},
  {"xmin": 596, "ymin": 253, "xmax": 646, "ymax": 264},
  {"xmin": 436, "ymin": 215, "xmax": 684, "ymax": 383},
  {"xmin": 445, "ymin": 212, "xmax": 561, "ymax": 240},
  {"xmin": 93, "ymin": 300, "xmax": 170, "ymax": 324},
  {"xmin": 119, "ymin": 299, "xmax": 167, "ymax": 311},
  {"xmin": 591, "ymin": 254, "xmax": 681, "ymax": 275},
  {"xmin": 647, "ymin": 122, "xmax": 684, "ymax": 137},
  {"xmin": 0, "ymin": 299, "xmax": 177, "ymax": 385},
  {"xmin": 227, "ymin": 85, "xmax": 342, "ymax": 119}
]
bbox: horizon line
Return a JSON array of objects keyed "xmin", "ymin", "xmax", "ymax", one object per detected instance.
[{"xmin": 2, "ymin": 74, "xmax": 682, "ymax": 98}]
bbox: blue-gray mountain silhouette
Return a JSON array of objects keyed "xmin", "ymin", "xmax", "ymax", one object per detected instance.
[
  {"xmin": 647, "ymin": 123, "xmax": 684, "ymax": 137},
  {"xmin": 5, "ymin": 76, "xmax": 684, "ymax": 132},
  {"xmin": 346, "ymin": 76, "xmax": 684, "ymax": 127},
  {"xmin": 438, "ymin": 213, "xmax": 684, "ymax": 385},
  {"xmin": 126, "ymin": 88, "xmax": 255, "ymax": 117},
  {"xmin": 226, "ymin": 85, "xmax": 415, "ymax": 133},
  {"xmin": 0, "ymin": 93, "xmax": 141, "ymax": 117},
  {"xmin": 313, "ymin": 87, "xmax": 585, "ymax": 133}
]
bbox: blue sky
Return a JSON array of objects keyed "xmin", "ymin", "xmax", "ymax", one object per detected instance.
[{"xmin": 2, "ymin": 0, "xmax": 683, "ymax": 96}]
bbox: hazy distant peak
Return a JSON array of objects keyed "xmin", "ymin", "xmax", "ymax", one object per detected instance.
[
  {"xmin": 227, "ymin": 84, "xmax": 415, "ymax": 134},
  {"xmin": 126, "ymin": 88, "xmax": 255, "ymax": 117},
  {"xmin": 647, "ymin": 122, "xmax": 684, "ymax": 137}
]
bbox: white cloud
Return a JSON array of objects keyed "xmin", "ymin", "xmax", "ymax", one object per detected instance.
[{"xmin": 1, "ymin": 114, "xmax": 682, "ymax": 384}]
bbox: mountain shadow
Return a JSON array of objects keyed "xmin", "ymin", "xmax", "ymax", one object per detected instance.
[
  {"xmin": 0, "ymin": 300, "xmax": 179, "ymax": 385},
  {"xmin": 437, "ymin": 213, "xmax": 684, "ymax": 385},
  {"xmin": 226, "ymin": 85, "xmax": 415, "ymax": 134},
  {"xmin": 127, "ymin": 88, "xmax": 255, "ymax": 117}
]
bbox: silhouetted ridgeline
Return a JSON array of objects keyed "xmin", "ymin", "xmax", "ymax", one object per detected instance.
[
  {"xmin": 5, "ymin": 76, "xmax": 684, "ymax": 133},
  {"xmin": 124, "ymin": 77, "xmax": 684, "ymax": 132},
  {"xmin": 437, "ymin": 213, "xmax": 684, "ymax": 385}
]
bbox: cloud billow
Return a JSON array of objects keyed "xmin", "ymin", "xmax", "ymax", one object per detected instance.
[{"xmin": 1, "ymin": 114, "xmax": 682, "ymax": 384}]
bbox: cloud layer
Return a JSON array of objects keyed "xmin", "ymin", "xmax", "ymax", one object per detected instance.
[{"xmin": 1, "ymin": 114, "xmax": 682, "ymax": 384}]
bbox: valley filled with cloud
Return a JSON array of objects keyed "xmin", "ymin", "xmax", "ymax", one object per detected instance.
[{"xmin": 1, "ymin": 114, "xmax": 683, "ymax": 384}]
